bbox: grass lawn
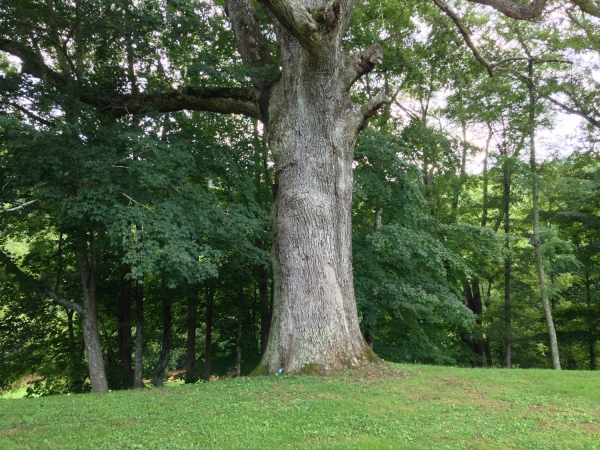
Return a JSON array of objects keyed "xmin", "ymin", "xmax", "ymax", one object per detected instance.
[{"xmin": 0, "ymin": 363, "xmax": 598, "ymax": 449}]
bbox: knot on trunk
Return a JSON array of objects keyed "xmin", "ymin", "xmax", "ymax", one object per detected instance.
[{"xmin": 311, "ymin": 0, "xmax": 342, "ymax": 30}]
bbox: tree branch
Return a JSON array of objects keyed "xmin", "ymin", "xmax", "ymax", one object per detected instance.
[
  {"xmin": 566, "ymin": 7, "xmax": 600, "ymax": 45},
  {"xmin": 0, "ymin": 200, "xmax": 38, "ymax": 212},
  {"xmin": 543, "ymin": 95, "xmax": 600, "ymax": 129},
  {"xmin": 2, "ymin": 102, "xmax": 55, "ymax": 127},
  {"xmin": 1, "ymin": 39, "xmax": 263, "ymax": 120},
  {"xmin": 83, "ymin": 86, "xmax": 263, "ymax": 120},
  {"xmin": 345, "ymin": 43, "xmax": 383, "ymax": 87},
  {"xmin": 432, "ymin": 0, "xmax": 494, "ymax": 76},
  {"xmin": 359, "ymin": 92, "xmax": 389, "ymax": 130},
  {"xmin": 433, "ymin": 0, "xmax": 572, "ymax": 78},
  {"xmin": 570, "ymin": 0, "xmax": 600, "ymax": 18},
  {"xmin": 225, "ymin": 0, "xmax": 278, "ymax": 90},
  {"xmin": 0, "ymin": 248, "xmax": 84, "ymax": 314},
  {"xmin": 465, "ymin": 0, "xmax": 547, "ymax": 20},
  {"xmin": 256, "ymin": 0, "xmax": 320, "ymax": 50},
  {"xmin": 361, "ymin": 92, "xmax": 389, "ymax": 118},
  {"xmin": 490, "ymin": 57, "xmax": 572, "ymax": 69},
  {"xmin": 394, "ymin": 100, "xmax": 421, "ymax": 120},
  {"xmin": 0, "ymin": 39, "xmax": 65, "ymax": 87}
]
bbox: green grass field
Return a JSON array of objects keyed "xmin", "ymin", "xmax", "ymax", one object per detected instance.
[{"xmin": 1, "ymin": 363, "xmax": 599, "ymax": 449}]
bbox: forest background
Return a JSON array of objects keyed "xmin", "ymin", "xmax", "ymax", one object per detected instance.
[{"xmin": 0, "ymin": 0, "xmax": 599, "ymax": 396}]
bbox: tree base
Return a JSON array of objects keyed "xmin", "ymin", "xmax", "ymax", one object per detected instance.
[{"xmin": 251, "ymin": 343, "xmax": 381, "ymax": 376}]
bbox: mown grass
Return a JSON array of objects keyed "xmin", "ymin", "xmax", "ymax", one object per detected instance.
[{"xmin": 0, "ymin": 363, "xmax": 598, "ymax": 449}]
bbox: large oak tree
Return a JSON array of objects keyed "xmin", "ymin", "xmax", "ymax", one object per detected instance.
[{"xmin": 2, "ymin": 0, "xmax": 599, "ymax": 388}]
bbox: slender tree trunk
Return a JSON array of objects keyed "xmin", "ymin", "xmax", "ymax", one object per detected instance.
[
  {"xmin": 153, "ymin": 284, "xmax": 172, "ymax": 386},
  {"xmin": 585, "ymin": 273, "xmax": 596, "ymax": 370},
  {"xmin": 480, "ymin": 128, "xmax": 493, "ymax": 368},
  {"xmin": 204, "ymin": 288, "xmax": 214, "ymax": 382},
  {"xmin": 503, "ymin": 159, "xmax": 512, "ymax": 369},
  {"xmin": 117, "ymin": 268, "xmax": 134, "ymax": 388},
  {"xmin": 252, "ymin": 282, "xmax": 258, "ymax": 355},
  {"xmin": 66, "ymin": 308, "xmax": 75, "ymax": 341},
  {"xmin": 465, "ymin": 280, "xmax": 484, "ymax": 367},
  {"xmin": 481, "ymin": 125, "xmax": 492, "ymax": 229},
  {"xmin": 549, "ymin": 274, "xmax": 557, "ymax": 309},
  {"xmin": 185, "ymin": 289, "xmax": 198, "ymax": 382},
  {"xmin": 133, "ymin": 279, "xmax": 144, "ymax": 388},
  {"xmin": 452, "ymin": 122, "xmax": 468, "ymax": 210},
  {"xmin": 484, "ymin": 281, "xmax": 493, "ymax": 367},
  {"xmin": 527, "ymin": 60, "xmax": 561, "ymax": 370},
  {"xmin": 74, "ymin": 235, "xmax": 108, "ymax": 392},
  {"xmin": 364, "ymin": 208, "xmax": 382, "ymax": 349},
  {"xmin": 260, "ymin": 24, "xmax": 377, "ymax": 374},
  {"xmin": 236, "ymin": 276, "xmax": 245, "ymax": 377}
]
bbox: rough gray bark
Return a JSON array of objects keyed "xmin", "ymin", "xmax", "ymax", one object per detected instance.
[
  {"xmin": 74, "ymin": 236, "xmax": 108, "ymax": 392},
  {"xmin": 256, "ymin": 7, "xmax": 383, "ymax": 373},
  {"xmin": 527, "ymin": 61, "xmax": 561, "ymax": 370}
]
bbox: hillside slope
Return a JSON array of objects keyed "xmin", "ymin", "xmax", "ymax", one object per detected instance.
[{"xmin": 1, "ymin": 363, "xmax": 599, "ymax": 449}]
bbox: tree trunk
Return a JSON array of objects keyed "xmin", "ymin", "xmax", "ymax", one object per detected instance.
[
  {"xmin": 484, "ymin": 281, "xmax": 493, "ymax": 367},
  {"xmin": 236, "ymin": 276, "xmax": 245, "ymax": 377},
  {"xmin": 481, "ymin": 125, "xmax": 492, "ymax": 229},
  {"xmin": 117, "ymin": 268, "xmax": 134, "ymax": 388},
  {"xmin": 133, "ymin": 279, "xmax": 144, "ymax": 388},
  {"xmin": 153, "ymin": 284, "xmax": 172, "ymax": 386},
  {"xmin": 452, "ymin": 121, "xmax": 468, "ymax": 210},
  {"xmin": 527, "ymin": 60, "xmax": 561, "ymax": 370},
  {"xmin": 74, "ymin": 236, "xmax": 108, "ymax": 392},
  {"xmin": 185, "ymin": 289, "xmax": 198, "ymax": 382},
  {"xmin": 364, "ymin": 208, "xmax": 382, "ymax": 349},
  {"xmin": 259, "ymin": 24, "xmax": 377, "ymax": 375},
  {"xmin": 465, "ymin": 280, "xmax": 484, "ymax": 367},
  {"xmin": 503, "ymin": 157, "xmax": 512, "ymax": 369},
  {"xmin": 586, "ymin": 273, "xmax": 596, "ymax": 370},
  {"xmin": 204, "ymin": 288, "xmax": 214, "ymax": 382},
  {"xmin": 481, "ymin": 131, "xmax": 493, "ymax": 368}
]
